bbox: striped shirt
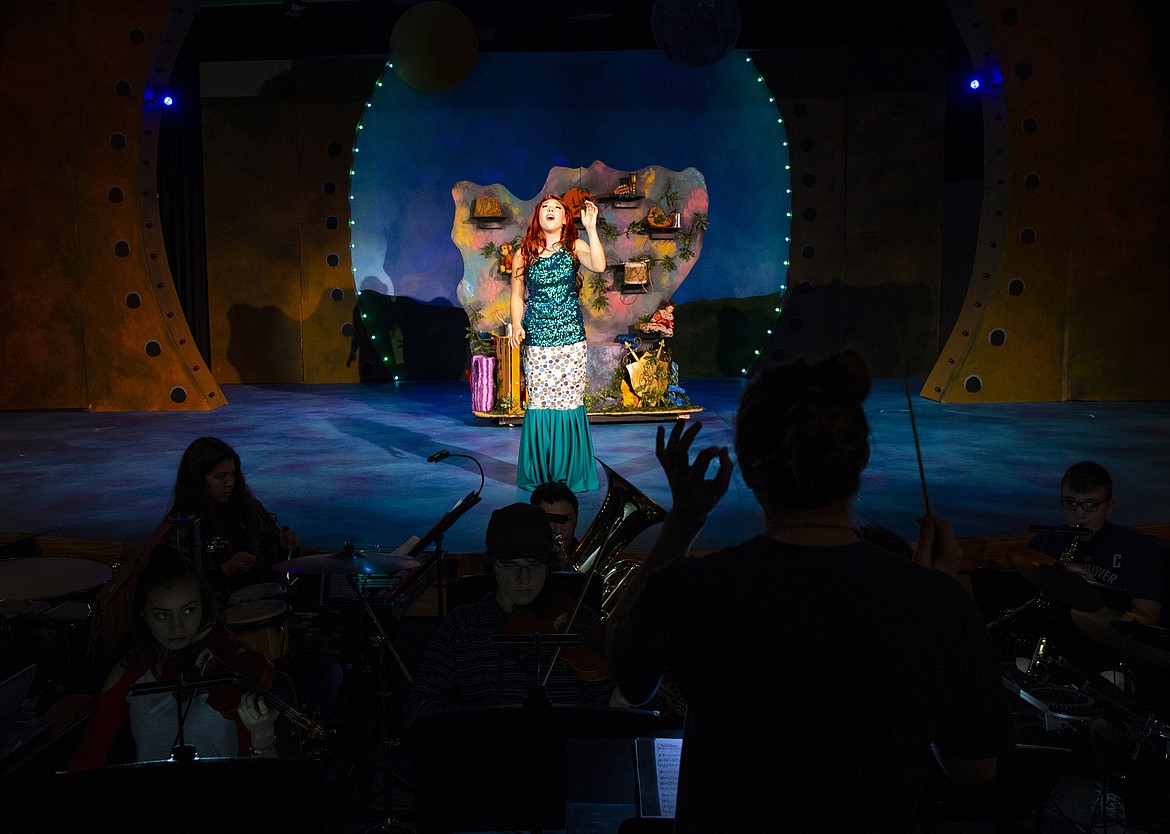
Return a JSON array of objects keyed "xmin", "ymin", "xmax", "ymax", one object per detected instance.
[{"xmin": 404, "ymin": 593, "xmax": 613, "ymax": 730}]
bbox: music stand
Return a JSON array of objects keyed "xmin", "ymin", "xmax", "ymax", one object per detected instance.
[
  {"xmin": 350, "ymin": 490, "xmax": 479, "ymax": 833},
  {"xmin": 342, "ymin": 571, "xmax": 416, "ymax": 834},
  {"xmin": 409, "ymin": 706, "xmax": 668, "ymax": 834},
  {"xmin": 127, "ymin": 671, "xmax": 239, "ymax": 763},
  {"xmin": 408, "ymin": 491, "xmax": 481, "ymax": 618},
  {"xmin": 14, "ymin": 758, "xmax": 325, "ymax": 834},
  {"xmin": 408, "ymin": 492, "xmax": 482, "ymax": 559}
]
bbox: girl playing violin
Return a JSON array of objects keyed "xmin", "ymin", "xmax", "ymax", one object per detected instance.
[{"xmin": 70, "ymin": 549, "xmax": 278, "ymax": 769}]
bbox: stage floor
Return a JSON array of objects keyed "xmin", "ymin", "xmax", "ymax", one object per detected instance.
[{"xmin": 2, "ymin": 378, "xmax": 1169, "ymax": 555}]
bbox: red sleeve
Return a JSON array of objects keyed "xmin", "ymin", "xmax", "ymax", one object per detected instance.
[{"xmin": 68, "ymin": 653, "xmax": 153, "ymax": 771}]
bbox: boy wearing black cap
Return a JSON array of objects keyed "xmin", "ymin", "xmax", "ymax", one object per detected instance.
[{"xmin": 403, "ymin": 503, "xmax": 614, "ymax": 730}]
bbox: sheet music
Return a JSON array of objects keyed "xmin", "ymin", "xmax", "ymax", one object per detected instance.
[{"xmin": 634, "ymin": 736, "xmax": 682, "ymax": 818}]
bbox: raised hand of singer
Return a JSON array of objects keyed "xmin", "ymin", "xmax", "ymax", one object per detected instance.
[
  {"xmin": 656, "ymin": 421, "xmax": 733, "ymax": 521},
  {"xmin": 579, "ymin": 199, "xmax": 599, "ymax": 231},
  {"xmin": 238, "ymin": 692, "xmax": 278, "ymax": 757}
]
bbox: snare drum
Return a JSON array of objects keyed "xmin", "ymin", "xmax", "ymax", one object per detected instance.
[
  {"xmin": 228, "ymin": 582, "xmax": 286, "ymax": 606},
  {"xmin": 222, "ymin": 599, "xmax": 290, "ymax": 661}
]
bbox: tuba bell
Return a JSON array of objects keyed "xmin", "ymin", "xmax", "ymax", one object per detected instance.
[{"xmin": 572, "ymin": 458, "xmax": 667, "ymax": 617}]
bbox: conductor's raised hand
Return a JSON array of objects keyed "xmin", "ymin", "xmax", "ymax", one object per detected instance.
[
  {"xmin": 914, "ymin": 515, "xmax": 963, "ymax": 577},
  {"xmin": 655, "ymin": 421, "xmax": 733, "ymax": 520}
]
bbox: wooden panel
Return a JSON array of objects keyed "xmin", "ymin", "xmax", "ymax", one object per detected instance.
[
  {"xmin": 492, "ymin": 335, "xmax": 523, "ymax": 412},
  {"xmin": 763, "ymin": 49, "xmax": 947, "ymax": 377},
  {"xmin": 928, "ymin": 0, "xmax": 1170, "ymax": 402},
  {"xmin": 0, "ymin": 0, "xmax": 87, "ymax": 409},
  {"xmin": 202, "ymin": 58, "xmax": 381, "ymax": 383},
  {"xmin": 296, "ymin": 96, "xmax": 364, "ymax": 384},
  {"xmin": 0, "ymin": 0, "xmax": 223, "ymax": 411},
  {"xmin": 202, "ymin": 95, "xmax": 302, "ymax": 384}
]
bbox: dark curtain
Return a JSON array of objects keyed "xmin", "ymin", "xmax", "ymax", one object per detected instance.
[{"xmin": 156, "ymin": 13, "xmax": 211, "ymax": 368}]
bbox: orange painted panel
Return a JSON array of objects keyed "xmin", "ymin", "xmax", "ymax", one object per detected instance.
[{"xmin": 929, "ymin": 0, "xmax": 1170, "ymax": 401}]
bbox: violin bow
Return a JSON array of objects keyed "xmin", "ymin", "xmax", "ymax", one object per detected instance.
[
  {"xmin": 196, "ymin": 647, "xmax": 327, "ymax": 740},
  {"xmin": 539, "ymin": 577, "xmax": 593, "ymax": 689}
]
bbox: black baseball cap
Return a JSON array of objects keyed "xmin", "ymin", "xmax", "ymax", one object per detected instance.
[{"xmin": 485, "ymin": 503, "xmax": 556, "ymax": 562}]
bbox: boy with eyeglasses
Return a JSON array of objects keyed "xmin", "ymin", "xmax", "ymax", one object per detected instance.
[{"xmin": 1027, "ymin": 460, "xmax": 1165, "ymax": 625}]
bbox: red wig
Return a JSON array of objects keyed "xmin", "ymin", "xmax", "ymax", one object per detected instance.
[{"xmin": 518, "ymin": 195, "xmax": 580, "ymax": 272}]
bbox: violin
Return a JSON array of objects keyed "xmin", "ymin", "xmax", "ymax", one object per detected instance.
[
  {"xmin": 505, "ymin": 586, "xmax": 611, "ymax": 684},
  {"xmin": 158, "ymin": 623, "xmax": 327, "ymax": 740}
]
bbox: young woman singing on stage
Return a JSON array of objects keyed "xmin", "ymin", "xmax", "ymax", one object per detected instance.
[{"xmin": 510, "ymin": 195, "xmax": 606, "ymax": 492}]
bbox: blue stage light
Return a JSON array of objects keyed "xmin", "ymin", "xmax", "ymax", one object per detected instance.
[
  {"xmin": 969, "ymin": 79, "xmax": 980, "ymax": 90},
  {"xmin": 162, "ymin": 95, "xmax": 174, "ymax": 106}
]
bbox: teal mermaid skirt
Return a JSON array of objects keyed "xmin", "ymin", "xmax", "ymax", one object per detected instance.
[{"xmin": 516, "ymin": 405, "xmax": 599, "ymax": 493}]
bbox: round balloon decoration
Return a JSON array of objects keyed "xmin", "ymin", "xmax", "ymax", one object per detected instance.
[
  {"xmin": 651, "ymin": 0, "xmax": 741, "ymax": 67},
  {"xmin": 389, "ymin": 1, "xmax": 479, "ymax": 93}
]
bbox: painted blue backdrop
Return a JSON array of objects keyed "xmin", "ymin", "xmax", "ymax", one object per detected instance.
[{"xmin": 349, "ymin": 50, "xmax": 792, "ymax": 308}]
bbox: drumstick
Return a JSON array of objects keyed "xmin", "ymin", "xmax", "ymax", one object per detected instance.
[{"xmin": 894, "ymin": 327, "xmax": 932, "ymax": 517}]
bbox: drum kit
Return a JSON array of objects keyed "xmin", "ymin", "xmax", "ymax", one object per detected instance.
[
  {"xmin": 0, "ymin": 541, "xmax": 421, "ymax": 698},
  {"xmin": 1, "ymin": 500, "xmax": 462, "ymax": 832},
  {"xmin": 996, "ymin": 545, "xmax": 1170, "ymax": 759},
  {"xmin": 216, "ymin": 542, "xmax": 423, "ymax": 663},
  {"xmin": 0, "ymin": 555, "xmax": 114, "ymax": 688},
  {"xmin": 1003, "ymin": 545, "xmax": 1170, "ymax": 669}
]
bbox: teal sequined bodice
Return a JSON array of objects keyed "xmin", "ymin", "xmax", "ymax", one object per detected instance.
[{"xmin": 522, "ymin": 248, "xmax": 586, "ymax": 347}]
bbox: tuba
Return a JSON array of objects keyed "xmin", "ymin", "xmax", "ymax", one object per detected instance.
[
  {"xmin": 574, "ymin": 459, "xmax": 690, "ymax": 717},
  {"xmin": 571, "ymin": 459, "xmax": 667, "ymax": 617}
]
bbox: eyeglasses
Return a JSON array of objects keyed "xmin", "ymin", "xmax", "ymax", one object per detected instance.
[
  {"xmin": 494, "ymin": 559, "xmax": 548, "ymax": 573},
  {"xmin": 1060, "ymin": 497, "xmax": 1109, "ymax": 512}
]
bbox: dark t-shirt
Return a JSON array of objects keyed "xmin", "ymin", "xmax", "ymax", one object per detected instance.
[
  {"xmin": 613, "ymin": 536, "xmax": 1012, "ymax": 834},
  {"xmin": 403, "ymin": 592, "xmax": 613, "ymax": 731},
  {"xmin": 1027, "ymin": 522, "xmax": 1168, "ymax": 609},
  {"xmin": 191, "ymin": 501, "xmax": 287, "ymax": 593}
]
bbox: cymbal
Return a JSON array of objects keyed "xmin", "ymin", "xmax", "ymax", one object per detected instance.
[
  {"xmin": 1071, "ymin": 609, "xmax": 1170, "ymax": 670},
  {"xmin": 1005, "ymin": 547, "xmax": 1104, "ymax": 612},
  {"xmin": 0, "ymin": 556, "xmax": 113, "ymax": 602},
  {"xmin": 1006, "ymin": 546, "xmax": 1058, "ymax": 585},
  {"xmin": 272, "ymin": 545, "xmax": 419, "ymax": 575}
]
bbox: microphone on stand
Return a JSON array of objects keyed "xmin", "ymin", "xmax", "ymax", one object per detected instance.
[
  {"xmin": 426, "ymin": 449, "xmax": 485, "ymax": 495},
  {"xmin": 409, "ymin": 450, "xmax": 486, "ymax": 559}
]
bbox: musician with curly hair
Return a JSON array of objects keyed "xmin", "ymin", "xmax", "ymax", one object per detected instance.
[{"xmin": 612, "ymin": 351, "xmax": 1011, "ymax": 833}]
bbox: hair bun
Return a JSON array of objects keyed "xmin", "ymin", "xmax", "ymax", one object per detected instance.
[{"xmin": 811, "ymin": 350, "xmax": 871, "ymax": 405}]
